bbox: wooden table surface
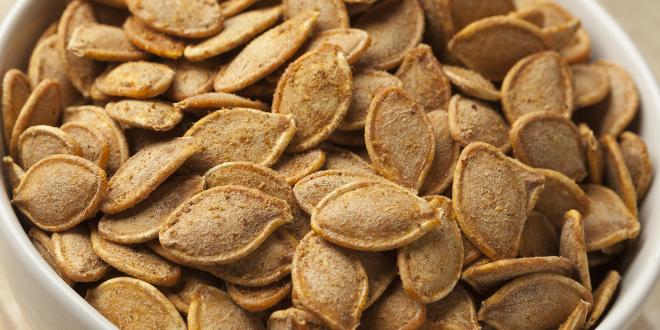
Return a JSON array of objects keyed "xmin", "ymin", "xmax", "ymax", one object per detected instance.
[{"xmin": 1, "ymin": 0, "xmax": 659, "ymax": 329}]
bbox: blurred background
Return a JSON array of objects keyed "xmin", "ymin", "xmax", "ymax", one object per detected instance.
[{"xmin": 0, "ymin": 0, "xmax": 659, "ymax": 329}]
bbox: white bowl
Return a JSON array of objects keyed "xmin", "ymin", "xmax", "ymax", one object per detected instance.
[{"xmin": 1, "ymin": 0, "xmax": 659, "ymax": 329}]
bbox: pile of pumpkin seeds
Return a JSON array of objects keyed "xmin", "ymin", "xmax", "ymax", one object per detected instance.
[{"xmin": 0, "ymin": 0, "xmax": 653, "ymax": 329}]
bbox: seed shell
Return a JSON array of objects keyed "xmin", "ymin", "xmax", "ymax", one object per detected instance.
[
  {"xmin": 339, "ymin": 69, "xmax": 402, "ymax": 131},
  {"xmin": 303, "ymin": 28, "xmax": 371, "ymax": 65},
  {"xmin": 283, "ymin": 0, "xmax": 348, "ymax": 32},
  {"xmin": 420, "ymin": 284, "xmax": 480, "ymax": 330},
  {"xmin": 272, "ymin": 149, "xmax": 326, "ymax": 185},
  {"xmin": 519, "ymin": 211, "xmax": 558, "ymax": 257},
  {"xmin": 123, "ymin": 16, "xmax": 185, "ymax": 59},
  {"xmin": 17, "ymin": 125, "xmax": 81, "ymax": 170},
  {"xmin": 572, "ymin": 63, "xmax": 611, "ymax": 108},
  {"xmin": 51, "ymin": 225, "xmax": 112, "ymax": 282},
  {"xmin": 579, "ymin": 123, "xmax": 604, "ymax": 184},
  {"xmin": 2, "ymin": 156, "xmax": 25, "ymax": 192},
  {"xmin": 293, "ymin": 169, "xmax": 376, "ymax": 215},
  {"xmin": 67, "ymin": 24, "xmax": 148, "ymax": 62},
  {"xmin": 619, "ymin": 131, "xmax": 653, "ymax": 200},
  {"xmin": 28, "ymin": 34, "xmax": 81, "ymax": 106},
  {"xmin": 602, "ymin": 134, "xmax": 638, "ymax": 216},
  {"xmin": 188, "ymin": 284, "xmax": 265, "ymax": 330},
  {"xmin": 534, "ymin": 168, "xmax": 590, "ymax": 229},
  {"xmin": 396, "ymin": 44, "xmax": 452, "ymax": 113},
  {"xmin": 28, "ymin": 228, "xmax": 74, "ymax": 286},
  {"xmin": 267, "ymin": 307, "xmax": 327, "ymax": 330},
  {"xmin": 360, "ymin": 279, "xmax": 427, "ymax": 330},
  {"xmin": 174, "ymin": 92, "xmax": 269, "ymax": 116},
  {"xmin": 582, "ymin": 184, "xmax": 639, "ymax": 252},
  {"xmin": 125, "ymin": 0, "xmax": 223, "ymax": 38},
  {"xmin": 2, "ymin": 69, "xmax": 31, "ymax": 148},
  {"xmin": 106, "ymin": 100, "xmax": 183, "ymax": 132},
  {"xmin": 96, "ymin": 61, "xmax": 175, "ymax": 99},
  {"xmin": 448, "ymin": 94, "xmax": 511, "ymax": 152},
  {"xmin": 585, "ymin": 270, "xmax": 621, "ymax": 328},
  {"xmin": 558, "ymin": 299, "xmax": 591, "ymax": 330},
  {"xmin": 60, "ymin": 122, "xmax": 110, "ymax": 170},
  {"xmin": 442, "ymin": 65, "xmax": 501, "ymax": 101},
  {"xmin": 227, "ymin": 279, "xmax": 292, "ymax": 312},
  {"xmin": 560, "ymin": 210, "xmax": 592, "ymax": 292}
]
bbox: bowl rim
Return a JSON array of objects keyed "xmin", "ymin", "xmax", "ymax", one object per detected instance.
[{"xmin": 0, "ymin": 0, "xmax": 659, "ymax": 329}]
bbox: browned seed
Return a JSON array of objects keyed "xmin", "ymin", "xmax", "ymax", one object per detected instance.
[
  {"xmin": 398, "ymin": 195, "xmax": 463, "ymax": 303},
  {"xmin": 291, "ymin": 232, "xmax": 368, "ymax": 330},
  {"xmin": 558, "ymin": 299, "xmax": 591, "ymax": 330},
  {"xmin": 453, "ymin": 142, "xmax": 545, "ymax": 260},
  {"xmin": 395, "ymin": 44, "xmax": 452, "ymax": 113},
  {"xmin": 462, "ymin": 236, "xmax": 483, "ymax": 266},
  {"xmin": 360, "ymin": 279, "xmax": 427, "ymax": 330},
  {"xmin": 602, "ymin": 134, "xmax": 638, "ymax": 217},
  {"xmin": 63, "ymin": 105, "xmax": 130, "ymax": 174},
  {"xmin": 509, "ymin": 7, "xmax": 545, "ymax": 27},
  {"xmin": 99, "ymin": 175, "xmax": 204, "ymax": 244},
  {"xmin": 9, "ymin": 79, "xmax": 62, "ymax": 159},
  {"xmin": 572, "ymin": 63, "xmax": 611, "ymax": 109},
  {"xmin": 28, "ymin": 228, "xmax": 74, "ymax": 286},
  {"xmin": 322, "ymin": 145, "xmax": 375, "ymax": 175},
  {"xmin": 272, "ymin": 149, "xmax": 326, "ymax": 185},
  {"xmin": 519, "ymin": 211, "xmax": 558, "ymax": 257},
  {"xmin": 17, "ymin": 125, "xmax": 81, "ymax": 169},
  {"xmin": 214, "ymin": 12, "xmax": 318, "ymax": 93},
  {"xmin": 13, "ymin": 155, "xmax": 107, "ymax": 232},
  {"xmin": 51, "ymin": 225, "xmax": 112, "ymax": 282},
  {"xmin": 501, "ymin": 51, "xmax": 573, "ymax": 123},
  {"xmin": 187, "ymin": 284, "xmax": 264, "ymax": 330},
  {"xmin": 28, "ymin": 34, "xmax": 81, "ymax": 106},
  {"xmin": 448, "ymin": 94, "xmax": 511, "ymax": 152},
  {"xmin": 578, "ymin": 123, "xmax": 604, "ymax": 184},
  {"xmin": 220, "ymin": 0, "xmax": 259, "ymax": 18},
  {"xmin": 106, "ymin": 100, "xmax": 183, "ymax": 132},
  {"xmin": 163, "ymin": 59, "xmax": 217, "ymax": 101},
  {"xmin": 619, "ymin": 131, "xmax": 653, "ymax": 200},
  {"xmin": 2, "ymin": 69, "xmax": 31, "ymax": 148},
  {"xmin": 355, "ymin": 0, "xmax": 425, "ymax": 70},
  {"xmin": 339, "ymin": 69, "xmax": 402, "ymax": 131},
  {"xmin": 581, "ymin": 184, "xmax": 639, "ymax": 252},
  {"xmin": 2, "ymin": 156, "xmax": 24, "ymax": 192},
  {"xmin": 478, "ymin": 273, "xmax": 592, "ymax": 329},
  {"xmin": 125, "ymin": 126, "xmax": 185, "ymax": 155},
  {"xmin": 160, "ymin": 185, "xmax": 292, "ymax": 265},
  {"xmin": 125, "ymin": 0, "xmax": 223, "ymax": 38},
  {"xmin": 542, "ymin": 18, "xmax": 580, "ymax": 50},
  {"xmin": 174, "ymin": 92, "xmax": 269, "ymax": 116},
  {"xmin": 462, "ymin": 256, "xmax": 574, "ymax": 294},
  {"xmin": 184, "ymin": 108, "xmax": 296, "ymax": 173},
  {"xmin": 293, "ymin": 169, "xmax": 376, "ymax": 215},
  {"xmin": 123, "ymin": 16, "xmax": 185, "ymax": 59},
  {"xmin": 420, "ymin": 283, "xmax": 480, "ymax": 330},
  {"xmin": 227, "ymin": 279, "xmax": 292, "ymax": 312},
  {"xmin": 326, "ymin": 130, "xmax": 366, "ymax": 147},
  {"xmin": 443, "ymin": 65, "xmax": 501, "ymax": 101},
  {"xmin": 560, "ymin": 28, "xmax": 591, "ymax": 64},
  {"xmin": 312, "ymin": 180, "xmax": 440, "ymax": 251},
  {"xmin": 95, "ymin": 61, "xmax": 175, "ymax": 99},
  {"xmin": 61, "ymin": 122, "xmax": 110, "ymax": 170},
  {"xmin": 86, "ymin": 277, "xmax": 186, "ymax": 329},
  {"xmin": 534, "ymin": 168, "xmax": 590, "ymax": 229},
  {"xmin": 585, "ymin": 270, "xmax": 621, "ymax": 328},
  {"xmin": 365, "ymin": 87, "xmax": 435, "ymax": 190},
  {"xmin": 267, "ymin": 307, "xmax": 327, "ymax": 330},
  {"xmin": 67, "ymin": 24, "xmax": 148, "ymax": 62},
  {"xmin": 273, "ymin": 45, "xmax": 352, "ymax": 152},
  {"xmin": 184, "ymin": 6, "xmax": 283, "ymax": 62},
  {"xmin": 418, "ymin": 0, "xmax": 454, "ymax": 62},
  {"xmin": 284, "ymin": 0, "xmax": 348, "ymax": 32},
  {"xmin": 449, "ymin": 16, "xmax": 548, "ymax": 81},
  {"xmin": 90, "ymin": 224, "xmax": 182, "ymax": 286},
  {"xmin": 166, "ymin": 270, "xmax": 220, "ymax": 315},
  {"xmin": 560, "ymin": 210, "xmax": 592, "ymax": 292},
  {"xmin": 510, "ymin": 111, "xmax": 586, "ymax": 181},
  {"xmin": 351, "ymin": 251, "xmax": 396, "ymax": 308},
  {"xmin": 303, "ymin": 28, "xmax": 371, "ymax": 65},
  {"xmin": 450, "ymin": 0, "xmax": 516, "ymax": 31}
]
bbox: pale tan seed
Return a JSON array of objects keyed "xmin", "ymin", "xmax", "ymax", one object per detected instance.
[
  {"xmin": 67, "ymin": 24, "xmax": 148, "ymax": 62},
  {"xmin": 99, "ymin": 175, "xmax": 204, "ymax": 244},
  {"xmin": 174, "ymin": 92, "xmax": 269, "ymax": 116},
  {"xmin": 17, "ymin": 125, "xmax": 80, "ymax": 170},
  {"xmin": 188, "ymin": 284, "xmax": 264, "ymax": 330},
  {"xmin": 619, "ymin": 131, "xmax": 653, "ymax": 200},
  {"xmin": 501, "ymin": 51, "xmax": 573, "ymax": 123},
  {"xmin": 585, "ymin": 270, "xmax": 621, "ymax": 328},
  {"xmin": 396, "ymin": 44, "xmax": 451, "ymax": 113},
  {"xmin": 312, "ymin": 180, "xmax": 440, "ymax": 251},
  {"xmin": 272, "ymin": 149, "xmax": 326, "ymax": 185},
  {"xmin": 421, "ymin": 110, "xmax": 460, "ymax": 195},
  {"xmin": 123, "ymin": 16, "xmax": 185, "ymax": 59},
  {"xmin": 519, "ymin": 211, "xmax": 558, "ymax": 257},
  {"xmin": 227, "ymin": 279, "xmax": 292, "ymax": 312},
  {"xmin": 322, "ymin": 146, "xmax": 375, "ymax": 175},
  {"xmin": 293, "ymin": 169, "xmax": 376, "ymax": 215},
  {"xmin": 63, "ymin": 105, "xmax": 130, "ymax": 174},
  {"xmin": 13, "ymin": 155, "xmax": 107, "ymax": 232},
  {"xmin": 164, "ymin": 59, "xmax": 217, "ymax": 101},
  {"xmin": 453, "ymin": 142, "xmax": 545, "ymax": 260},
  {"xmin": 28, "ymin": 228, "xmax": 74, "ymax": 286},
  {"xmin": 185, "ymin": 6, "xmax": 283, "ymax": 62},
  {"xmin": 184, "ymin": 108, "xmax": 295, "ymax": 173},
  {"xmin": 339, "ymin": 69, "xmax": 402, "ymax": 131},
  {"xmin": 354, "ymin": 0, "xmax": 424, "ymax": 70},
  {"xmin": 273, "ymin": 45, "xmax": 352, "ymax": 152},
  {"xmin": 2, "ymin": 156, "xmax": 24, "ymax": 192},
  {"xmin": 510, "ymin": 111, "xmax": 586, "ymax": 181},
  {"xmin": 462, "ymin": 256, "xmax": 574, "ymax": 294},
  {"xmin": 51, "ymin": 225, "xmax": 112, "ymax": 282},
  {"xmin": 86, "ymin": 277, "xmax": 186, "ymax": 330},
  {"xmin": 450, "ymin": 0, "xmax": 516, "ymax": 31},
  {"xmin": 284, "ymin": 0, "xmax": 348, "ymax": 32},
  {"xmin": 267, "ymin": 307, "xmax": 327, "ymax": 330},
  {"xmin": 9, "ymin": 79, "xmax": 62, "ymax": 159},
  {"xmin": 220, "ymin": 0, "xmax": 259, "ymax": 18},
  {"xmin": 159, "ymin": 185, "xmax": 292, "ymax": 265},
  {"xmin": 360, "ymin": 280, "xmax": 427, "ymax": 330},
  {"xmin": 61, "ymin": 122, "xmax": 110, "ymax": 170},
  {"xmin": 572, "ymin": 63, "xmax": 610, "ymax": 108},
  {"xmin": 2, "ymin": 69, "xmax": 31, "ymax": 148},
  {"xmin": 448, "ymin": 94, "xmax": 511, "ymax": 152},
  {"xmin": 125, "ymin": 0, "xmax": 223, "ymax": 38},
  {"xmin": 582, "ymin": 184, "xmax": 639, "ymax": 252},
  {"xmin": 90, "ymin": 225, "xmax": 182, "ymax": 286},
  {"xmin": 579, "ymin": 123, "xmax": 604, "ymax": 184},
  {"xmin": 534, "ymin": 168, "xmax": 590, "ymax": 229},
  {"xmin": 443, "ymin": 65, "xmax": 501, "ymax": 101},
  {"xmin": 214, "ymin": 12, "xmax": 318, "ymax": 93},
  {"xmin": 560, "ymin": 210, "xmax": 591, "ymax": 291},
  {"xmin": 96, "ymin": 61, "xmax": 175, "ymax": 99},
  {"xmin": 602, "ymin": 134, "xmax": 638, "ymax": 216},
  {"xmin": 106, "ymin": 100, "xmax": 183, "ymax": 132},
  {"xmin": 448, "ymin": 16, "xmax": 548, "ymax": 81},
  {"xmin": 291, "ymin": 232, "xmax": 368, "ymax": 330},
  {"xmin": 478, "ymin": 273, "xmax": 592, "ymax": 330},
  {"xmin": 28, "ymin": 35, "xmax": 81, "ymax": 107},
  {"xmin": 303, "ymin": 28, "xmax": 371, "ymax": 65},
  {"xmin": 558, "ymin": 299, "xmax": 591, "ymax": 330},
  {"xmin": 366, "ymin": 87, "xmax": 435, "ymax": 190},
  {"xmin": 420, "ymin": 284, "xmax": 480, "ymax": 330}
]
